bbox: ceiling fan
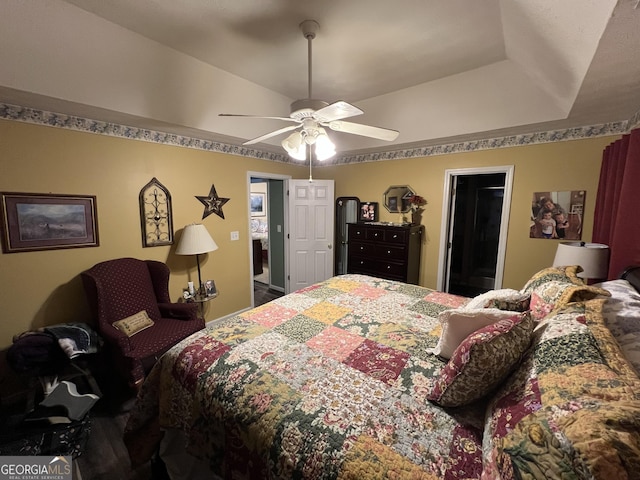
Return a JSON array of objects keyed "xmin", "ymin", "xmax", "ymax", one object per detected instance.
[{"xmin": 219, "ymin": 20, "xmax": 399, "ymax": 160}]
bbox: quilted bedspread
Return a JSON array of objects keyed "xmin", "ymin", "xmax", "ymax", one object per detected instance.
[{"xmin": 125, "ymin": 274, "xmax": 484, "ymax": 479}]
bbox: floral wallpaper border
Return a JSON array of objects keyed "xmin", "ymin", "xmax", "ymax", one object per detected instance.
[{"xmin": 1, "ymin": 102, "xmax": 638, "ymax": 166}]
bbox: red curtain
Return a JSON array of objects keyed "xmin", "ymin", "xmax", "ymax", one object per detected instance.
[{"xmin": 593, "ymin": 128, "xmax": 640, "ymax": 279}]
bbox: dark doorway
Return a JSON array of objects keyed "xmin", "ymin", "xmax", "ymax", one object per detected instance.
[{"xmin": 447, "ymin": 173, "xmax": 506, "ymax": 297}]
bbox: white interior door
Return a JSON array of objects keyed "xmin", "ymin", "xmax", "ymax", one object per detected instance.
[{"xmin": 288, "ymin": 179, "xmax": 335, "ymax": 292}]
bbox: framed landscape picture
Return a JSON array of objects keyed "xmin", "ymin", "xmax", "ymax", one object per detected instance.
[
  {"xmin": 0, "ymin": 192, "xmax": 99, "ymax": 253},
  {"xmin": 250, "ymin": 193, "xmax": 266, "ymax": 217}
]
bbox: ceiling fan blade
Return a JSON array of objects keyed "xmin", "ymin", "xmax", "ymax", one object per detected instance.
[
  {"xmin": 327, "ymin": 120, "xmax": 399, "ymax": 141},
  {"xmin": 219, "ymin": 113, "xmax": 298, "ymax": 123},
  {"xmin": 313, "ymin": 101, "xmax": 363, "ymax": 122},
  {"xmin": 243, "ymin": 125, "xmax": 300, "ymax": 145}
]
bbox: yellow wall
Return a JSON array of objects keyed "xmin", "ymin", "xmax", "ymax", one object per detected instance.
[
  {"xmin": 314, "ymin": 136, "xmax": 616, "ymax": 289},
  {"xmin": 0, "ymin": 120, "xmax": 307, "ymax": 348},
  {"xmin": 0, "ymin": 118, "xmax": 617, "ymax": 348}
]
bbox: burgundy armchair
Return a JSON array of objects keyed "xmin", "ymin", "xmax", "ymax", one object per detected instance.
[{"xmin": 81, "ymin": 257, "xmax": 204, "ymax": 388}]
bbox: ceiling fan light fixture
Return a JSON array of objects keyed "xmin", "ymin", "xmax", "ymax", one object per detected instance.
[
  {"xmin": 314, "ymin": 128, "xmax": 336, "ymax": 160},
  {"xmin": 220, "ymin": 19, "xmax": 399, "ymax": 155},
  {"xmin": 282, "ymin": 132, "xmax": 306, "ymax": 160}
]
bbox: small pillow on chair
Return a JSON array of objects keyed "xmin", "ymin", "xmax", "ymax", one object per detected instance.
[{"xmin": 113, "ymin": 310, "xmax": 154, "ymax": 337}]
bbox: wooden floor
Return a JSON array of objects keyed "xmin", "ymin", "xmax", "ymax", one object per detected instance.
[
  {"xmin": 254, "ymin": 280, "xmax": 284, "ymax": 306},
  {"xmin": 75, "ymin": 376, "xmax": 159, "ymax": 480}
]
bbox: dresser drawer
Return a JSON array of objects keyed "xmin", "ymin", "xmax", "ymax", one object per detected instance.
[
  {"xmin": 349, "ymin": 225, "xmax": 368, "ymax": 240},
  {"xmin": 351, "ymin": 242, "xmax": 405, "ymax": 261},
  {"xmin": 375, "ymin": 244, "xmax": 406, "ymax": 261},
  {"xmin": 347, "ymin": 257, "xmax": 407, "ymax": 280},
  {"xmin": 365, "ymin": 228, "xmax": 385, "ymax": 241},
  {"xmin": 383, "ymin": 229, "xmax": 407, "ymax": 244},
  {"xmin": 349, "ymin": 240, "xmax": 375, "ymax": 256}
]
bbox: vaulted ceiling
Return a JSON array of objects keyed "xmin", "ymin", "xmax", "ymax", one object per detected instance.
[{"xmin": 1, "ymin": 0, "xmax": 639, "ymax": 158}]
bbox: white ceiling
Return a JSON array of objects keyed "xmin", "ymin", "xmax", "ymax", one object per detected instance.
[{"xmin": 1, "ymin": 0, "xmax": 639, "ymax": 156}]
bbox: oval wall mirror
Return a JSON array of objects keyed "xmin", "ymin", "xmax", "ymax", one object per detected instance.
[{"xmin": 383, "ymin": 185, "xmax": 415, "ymax": 213}]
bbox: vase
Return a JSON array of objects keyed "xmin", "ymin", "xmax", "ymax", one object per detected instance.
[{"xmin": 411, "ymin": 210, "xmax": 422, "ymax": 225}]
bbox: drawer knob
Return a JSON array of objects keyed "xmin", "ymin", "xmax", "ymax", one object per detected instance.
[
  {"xmin": 393, "ymin": 234, "xmax": 398, "ymax": 238},
  {"xmin": 360, "ymin": 246, "xmax": 364, "ymax": 250},
  {"xmin": 387, "ymin": 265, "xmax": 391, "ymax": 269},
  {"xmin": 387, "ymin": 250, "xmax": 391, "ymax": 254}
]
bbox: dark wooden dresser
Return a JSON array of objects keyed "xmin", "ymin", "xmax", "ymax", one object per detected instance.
[{"xmin": 347, "ymin": 223, "xmax": 423, "ymax": 284}]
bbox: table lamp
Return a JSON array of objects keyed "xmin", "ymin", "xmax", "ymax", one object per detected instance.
[
  {"xmin": 176, "ymin": 223, "xmax": 218, "ymax": 294},
  {"xmin": 552, "ymin": 241, "xmax": 609, "ymax": 281}
]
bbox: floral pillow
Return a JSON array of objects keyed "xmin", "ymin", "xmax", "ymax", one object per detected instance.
[
  {"xmin": 427, "ymin": 312, "xmax": 533, "ymax": 407},
  {"xmin": 521, "ymin": 266, "xmax": 609, "ymax": 320},
  {"xmin": 464, "ymin": 289, "xmax": 531, "ymax": 312},
  {"xmin": 429, "ymin": 308, "xmax": 521, "ymax": 359}
]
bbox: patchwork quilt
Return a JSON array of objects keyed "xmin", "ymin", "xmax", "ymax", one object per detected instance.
[
  {"xmin": 125, "ymin": 272, "xmax": 640, "ymax": 478},
  {"xmin": 125, "ymin": 274, "xmax": 482, "ymax": 479}
]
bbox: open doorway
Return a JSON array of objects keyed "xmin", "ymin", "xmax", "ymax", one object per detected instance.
[
  {"xmin": 248, "ymin": 173, "xmax": 289, "ymax": 306},
  {"xmin": 437, "ymin": 166, "xmax": 514, "ymax": 295}
]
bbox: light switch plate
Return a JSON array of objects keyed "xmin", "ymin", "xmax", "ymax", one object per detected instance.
[{"xmin": 230, "ymin": 231, "xmax": 239, "ymax": 241}]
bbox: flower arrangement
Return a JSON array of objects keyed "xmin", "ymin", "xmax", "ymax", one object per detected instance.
[{"xmin": 408, "ymin": 194, "xmax": 427, "ymax": 213}]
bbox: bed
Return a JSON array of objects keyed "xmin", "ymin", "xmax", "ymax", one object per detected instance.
[
  {"xmin": 124, "ymin": 269, "xmax": 640, "ymax": 479},
  {"xmin": 251, "ymin": 218, "xmax": 269, "ymax": 251}
]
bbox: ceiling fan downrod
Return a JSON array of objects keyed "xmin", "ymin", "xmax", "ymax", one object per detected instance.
[
  {"xmin": 300, "ymin": 20, "xmax": 319, "ymax": 100},
  {"xmin": 290, "ymin": 20, "xmax": 326, "ymax": 116}
]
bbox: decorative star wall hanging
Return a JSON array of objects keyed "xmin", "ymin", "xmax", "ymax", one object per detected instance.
[{"xmin": 196, "ymin": 184, "xmax": 230, "ymax": 219}]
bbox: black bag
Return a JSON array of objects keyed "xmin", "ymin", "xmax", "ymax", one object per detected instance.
[{"xmin": 6, "ymin": 332, "xmax": 70, "ymax": 375}]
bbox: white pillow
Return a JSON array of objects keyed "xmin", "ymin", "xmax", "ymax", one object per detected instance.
[
  {"xmin": 464, "ymin": 289, "xmax": 527, "ymax": 310},
  {"xmin": 429, "ymin": 308, "xmax": 522, "ymax": 359}
]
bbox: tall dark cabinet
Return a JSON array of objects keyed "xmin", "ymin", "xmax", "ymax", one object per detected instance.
[{"xmin": 347, "ymin": 223, "xmax": 423, "ymax": 284}]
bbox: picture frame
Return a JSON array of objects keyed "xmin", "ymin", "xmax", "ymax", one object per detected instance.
[
  {"xmin": 0, "ymin": 192, "xmax": 99, "ymax": 253},
  {"xmin": 250, "ymin": 193, "xmax": 266, "ymax": 217},
  {"xmin": 530, "ymin": 190, "xmax": 585, "ymax": 240},
  {"xmin": 204, "ymin": 279, "xmax": 217, "ymax": 297},
  {"xmin": 359, "ymin": 202, "xmax": 378, "ymax": 222}
]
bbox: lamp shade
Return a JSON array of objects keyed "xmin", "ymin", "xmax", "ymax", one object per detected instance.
[
  {"xmin": 175, "ymin": 224, "xmax": 218, "ymax": 255},
  {"xmin": 314, "ymin": 128, "xmax": 336, "ymax": 160},
  {"xmin": 282, "ymin": 129, "xmax": 337, "ymax": 161},
  {"xmin": 282, "ymin": 132, "xmax": 306, "ymax": 160},
  {"xmin": 552, "ymin": 242, "xmax": 609, "ymax": 280}
]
